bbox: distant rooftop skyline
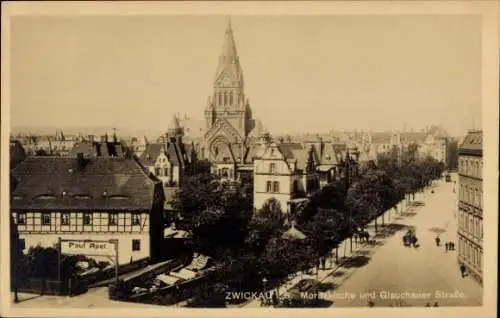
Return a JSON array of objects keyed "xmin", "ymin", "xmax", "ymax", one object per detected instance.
[{"xmin": 10, "ymin": 15, "xmax": 482, "ymax": 137}]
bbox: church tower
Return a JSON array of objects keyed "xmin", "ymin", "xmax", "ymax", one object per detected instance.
[{"xmin": 204, "ymin": 18, "xmax": 252, "ymax": 140}]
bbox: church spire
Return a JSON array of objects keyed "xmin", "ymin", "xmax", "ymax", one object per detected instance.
[{"xmin": 213, "ymin": 17, "xmax": 243, "ymax": 87}]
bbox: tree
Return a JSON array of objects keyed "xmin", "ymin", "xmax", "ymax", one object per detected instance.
[
  {"xmin": 257, "ymin": 198, "xmax": 284, "ymax": 222},
  {"xmin": 171, "ymin": 173, "xmax": 252, "ymax": 258},
  {"xmin": 303, "ymin": 208, "xmax": 344, "ymax": 260},
  {"xmin": 345, "ymin": 170, "xmax": 389, "ymax": 233}
]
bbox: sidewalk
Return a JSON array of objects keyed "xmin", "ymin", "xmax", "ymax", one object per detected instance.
[{"xmin": 242, "ymin": 189, "xmax": 430, "ymax": 308}]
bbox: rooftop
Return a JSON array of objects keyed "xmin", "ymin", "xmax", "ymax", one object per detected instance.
[{"xmin": 11, "ymin": 156, "xmax": 163, "ymax": 211}]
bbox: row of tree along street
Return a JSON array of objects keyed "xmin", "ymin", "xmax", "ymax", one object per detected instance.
[{"xmin": 169, "ymin": 151, "xmax": 445, "ymax": 306}]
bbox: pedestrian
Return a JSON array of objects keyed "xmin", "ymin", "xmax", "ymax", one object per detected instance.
[
  {"xmin": 452, "ymin": 242, "xmax": 455, "ymax": 250},
  {"xmin": 460, "ymin": 263, "xmax": 466, "ymax": 278},
  {"xmin": 445, "ymin": 242, "xmax": 448, "ymax": 252},
  {"xmin": 433, "ymin": 302, "xmax": 439, "ymax": 307},
  {"xmin": 435, "ymin": 236, "xmax": 441, "ymax": 247},
  {"xmin": 425, "ymin": 302, "xmax": 431, "ymax": 307}
]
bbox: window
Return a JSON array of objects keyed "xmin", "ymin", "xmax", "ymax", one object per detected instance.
[
  {"xmin": 266, "ymin": 181, "xmax": 272, "ymax": 193},
  {"xmin": 109, "ymin": 214, "xmax": 118, "ymax": 225},
  {"xmin": 61, "ymin": 213, "xmax": 70, "ymax": 225},
  {"xmin": 325, "ymin": 155, "xmax": 331, "ymax": 161},
  {"xmin": 42, "ymin": 213, "xmax": 51, "ymax": 225},
  {"xmin": 132, "ymin": 213, "xmax": 141, "ymax": 226},
  {"xmin": 155, "ymin": 167, "xmax": 162, "ymax": 176},
  {"xmin": 221, "ymin": 168, "xmax": 229, "ymax": 178},
  {"xmin": 475, "ymin": 189, "xmax": 480, "ymax": 208},
  {"xmin": 132, "ymin": 239, "xmax": 141, "ymax": 251},
  {"xmin": 229, "ymin": 92, "xmax": 233, "ymax": 105},
  {"xmin": 272, "ymin": 181, "xmax": 280, "ymax": 193},
  {"xmin": 17, "ymin": 212, "xmax": 26, "ymax": 225},
  {"xmin": 470, "ymin": 188, "xmax": 475, "ymax": 206},
  {"xmin": 269, "ymin": 163, "xmax": 276, "ymax": 174},
  {"xmin": 83, "ymin": 213, "xmax": 92, "ymax": 226},
  {"xmin": 165, "ymin": 168, "xmax": 169, "ymax": 176}
]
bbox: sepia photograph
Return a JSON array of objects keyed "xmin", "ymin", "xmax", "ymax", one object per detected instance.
[{"xmin": 1, "ymin": 1, "xmax": 498, "ymax": 318}]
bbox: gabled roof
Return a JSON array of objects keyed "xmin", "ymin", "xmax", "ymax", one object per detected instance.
[
  {"xmin": 277, "ymin": 143, "xmax": 309, "ymax": 171},
  {"xmin": 11, "ymin": 157, "xmax": 163, "ymax": 211},
  {"xmin": 319, "ymin": 143, "xmax": 340, "ymax": 165},
  {"xmin": 139, "ymin": 142, "xmax": 184, "ymax": 166}
]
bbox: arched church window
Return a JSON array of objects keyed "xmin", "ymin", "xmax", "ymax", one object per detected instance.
[
  {"xmin": 218, "ymin": 93, "xmax": 222, "ymax": 106},
  {"xmin": 229, "ymin": 92, "xmax": 233, "ymax": 105},
  {"xmin": 224, "ymin": 93, "xmax": 228, "ymax": 105}
]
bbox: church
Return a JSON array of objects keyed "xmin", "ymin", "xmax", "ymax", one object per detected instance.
[
  {"xmin": 199, "ymin": 19, "xmax": 265, "ymax": 182},
  {"xmin": 195, "ymin": 19, "xmax": 359, "ymax": 213}
]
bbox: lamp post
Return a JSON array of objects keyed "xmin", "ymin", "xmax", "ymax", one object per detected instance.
[{"xmin": 262, "ymin": 277, "xmax": 268, "ymax": 307}]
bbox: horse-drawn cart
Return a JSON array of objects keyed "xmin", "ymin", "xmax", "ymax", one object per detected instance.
[{"xmin": 403, "ymin": 227, "xmax": 418, "ymax": 247}]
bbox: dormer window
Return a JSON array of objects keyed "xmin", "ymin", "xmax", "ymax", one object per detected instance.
[
  {"xmin": 74, "ymin": 194, "xmax": 92, "ymax": 199},
  {"xmin": 325, "ymin": 155, "xmax": 331, "ymax": 161},
  {"xmin": 109, "ymin": 195, "xmax": 129, "ymax": 200}
]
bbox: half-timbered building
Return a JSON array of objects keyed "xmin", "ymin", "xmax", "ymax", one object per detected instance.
[{"xmin": 10, "ymin": 155, "xmax": 165, "ymax": 265}]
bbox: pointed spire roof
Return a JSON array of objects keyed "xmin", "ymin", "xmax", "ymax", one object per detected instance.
[
  {"xmin": 169, "ymin": 113, "xmax": 180, "ymax": 131},
  {"xmin": 213, "ymin": 17, "xmax": 243, "ymax": 87}
]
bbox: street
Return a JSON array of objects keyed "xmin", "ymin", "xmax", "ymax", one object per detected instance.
[{"xmin": 323, "ymin": 174, "xmax": 482, "ymax": 307}]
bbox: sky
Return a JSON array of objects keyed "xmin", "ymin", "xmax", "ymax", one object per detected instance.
[{"xmin": 10, "ymin": 15, "xmax": 482, "ymax": 137}]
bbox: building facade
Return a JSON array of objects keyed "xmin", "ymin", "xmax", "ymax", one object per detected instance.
[
  {"xmin": 457, "ymin": 130, "xmax": 483, "ymax": 283},
  {"xmin": 253, "ymin": 142, "xmax": 319, "ymax": 213},
  {"xmin": 10, "ymin": 156, "xmax": 165, "ymax": 266}
]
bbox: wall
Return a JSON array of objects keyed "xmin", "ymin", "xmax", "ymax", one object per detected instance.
[
  {"xmin": 253, "ymin": 157, "xmax": 294, "ymax": 213},
  {"xmin": 457, "ymin": 153, "xmax": 483, "ymax": 283}
]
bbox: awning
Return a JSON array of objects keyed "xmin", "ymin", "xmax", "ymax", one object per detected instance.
[
  {"xmin": 169, "ymin": 268, "xmax": 197, "ymax": 280},
  {"xmin": 164, "ymin": 227, "xmax": 191, "ymax": 238},
  {"xmin": 156, "ymin": 274, "xmax": 182, "ymax": 285}
]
